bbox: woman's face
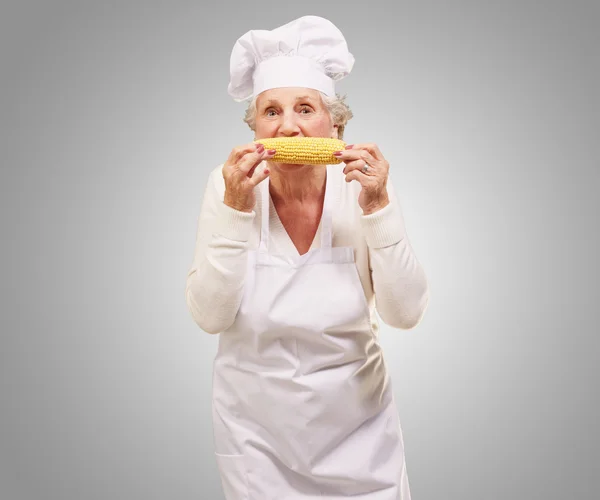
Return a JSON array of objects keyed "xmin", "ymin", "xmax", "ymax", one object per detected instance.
[{"xmin": 254, "ymin": 87, "xmax": 338, "ymax": 140}]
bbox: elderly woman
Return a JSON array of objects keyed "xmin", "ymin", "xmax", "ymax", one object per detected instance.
[{"xmin": 185, "ymin": 15, "xmax": 429, "ymax": 500}]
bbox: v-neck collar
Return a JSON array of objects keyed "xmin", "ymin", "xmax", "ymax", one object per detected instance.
[
  {"xmin": 268, "ymin": 196, "xmax": 322, "ymax": 257},
  {"xmin": 260, "ymin": 164, "xmax": 340, "ymax": 258}
]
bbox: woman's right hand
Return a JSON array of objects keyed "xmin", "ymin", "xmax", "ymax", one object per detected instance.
[{"xmin": 222, "ymin": 142, "xmax": 276, "ymax": 212}]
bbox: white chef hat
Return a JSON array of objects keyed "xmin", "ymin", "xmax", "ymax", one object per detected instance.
[{"xmin": 227, "ymin": 15, "xmax": 355, "ymax": 102}]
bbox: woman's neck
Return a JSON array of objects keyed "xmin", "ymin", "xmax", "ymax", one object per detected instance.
[{"xmin": 268, "ymin": 163, "xmax": 327, "ymax": 206}]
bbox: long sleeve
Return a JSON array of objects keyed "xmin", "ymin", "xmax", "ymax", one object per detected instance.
[
  {"xmin": 185, "ymin": 166, "xmax": 256, "ymax": 334},
  {"xmin": 359, "ymin": 176, "xmax": 430, "ymax": 329}
]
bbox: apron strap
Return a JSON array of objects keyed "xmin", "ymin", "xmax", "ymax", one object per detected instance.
[
  {"xmin": 320, "ymin": 165, "xmax": 333, "ymax": 250},
  {"xmin": 260, "ymin": 174, "xmax": 270, "ymax": 253}
]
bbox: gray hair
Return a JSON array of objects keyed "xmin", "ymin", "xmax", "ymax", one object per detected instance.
[{"xmin": 243, "ymin": 92, "xmax": 353, "ymax": 140}]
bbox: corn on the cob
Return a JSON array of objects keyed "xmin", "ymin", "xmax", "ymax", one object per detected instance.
[{"xmin": 254, "ymin": 137, "xmax": 346, "ymax": 165}]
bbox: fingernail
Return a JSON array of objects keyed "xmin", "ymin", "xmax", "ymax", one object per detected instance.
[
  {"xmin": 333, "ymin": 151, "xmax": 342, "ymax": 156},
  {"xmin": 257, "ymin": 144, "xmax": 264, "ymax": 151},
  {"xmin": 267, "ymin": 149, "xmax": 276, "ymax": 154},
  {"xmin": 345, "ymin": 144, "xmax": 354, "ymax": 149}
]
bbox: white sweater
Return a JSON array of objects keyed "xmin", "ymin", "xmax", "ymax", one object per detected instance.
[{"xmin": 185, "ymin": 162, "xmax": 430, "ymax": 335}]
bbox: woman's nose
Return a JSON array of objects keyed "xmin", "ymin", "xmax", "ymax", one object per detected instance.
[{"xmin": 278, "ymin": 113, "xmax": 301, "ymax": 136}]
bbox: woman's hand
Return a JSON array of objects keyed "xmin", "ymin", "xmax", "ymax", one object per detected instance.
[
  {"xmin": 333, "ymin": 143, "xmax": 391, "ymax": 215},
  {"xmin": 222, "ymin": 142, "xmax": 276, "ymax": 212}
]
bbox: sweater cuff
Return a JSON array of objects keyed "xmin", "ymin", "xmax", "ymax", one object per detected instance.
[
  {"xmin": 214, "ymin": 201, "xmax": 256, "ymax": 241},
  {"xmin": 360, "ymin": 199, "xmax": 406, "ymax": 248}
]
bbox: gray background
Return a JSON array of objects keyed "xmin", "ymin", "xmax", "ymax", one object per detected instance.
[{"xmin": 1, "ymin": 0, "xmax": 598, "ymax": 499}]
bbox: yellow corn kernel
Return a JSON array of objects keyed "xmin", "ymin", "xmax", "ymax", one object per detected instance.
[{"xmin": 254, "ymin": 137, "xmax": 346, "ymax": 165}]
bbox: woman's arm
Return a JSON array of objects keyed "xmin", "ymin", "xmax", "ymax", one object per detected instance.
[
  {"xmin": 185, "ymin": 166, "xmax": 256, "ymax": 334},
  {"xmin": 360, "ymin": 176, "xmax": 430, "ymax": 329}
]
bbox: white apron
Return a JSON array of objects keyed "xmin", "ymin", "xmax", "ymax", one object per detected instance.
[{"xmin": 211, "ymin": 165, "xmax": 411, "ymax": 499}]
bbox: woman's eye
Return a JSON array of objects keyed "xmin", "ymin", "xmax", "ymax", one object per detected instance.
[
  {"xmin": 266, "ymin": 109, "xmax": 277, "ymax": 116},
  {"xmin": 300, "ymin": 106, "xmax": 312, "ymax": 114}
]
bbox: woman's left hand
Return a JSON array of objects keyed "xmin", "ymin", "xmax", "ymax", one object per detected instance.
[{"xmin": 333, "ymin": 143, "xmax": 391, "ymax": 215}]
